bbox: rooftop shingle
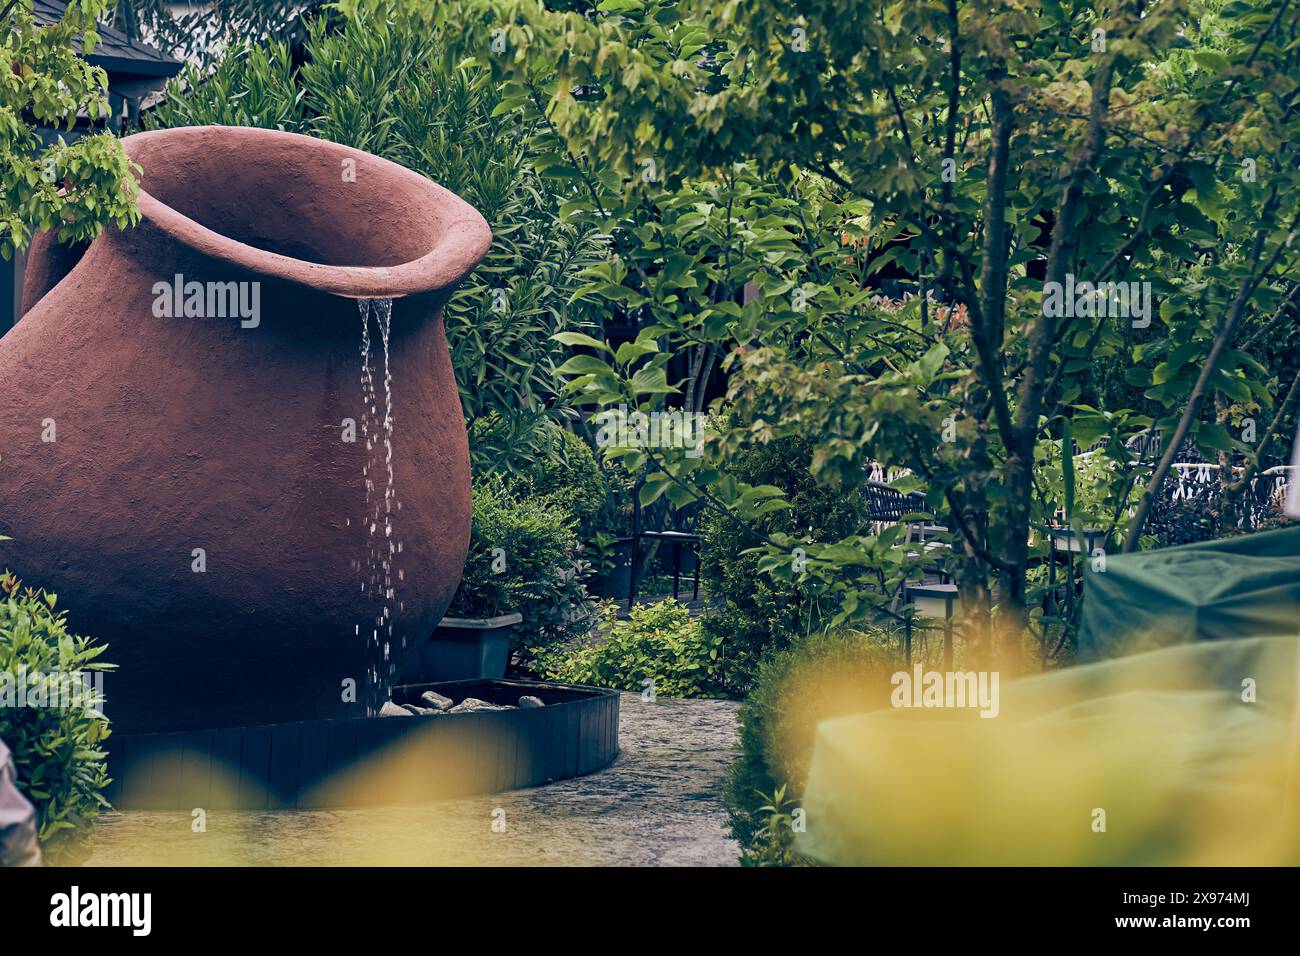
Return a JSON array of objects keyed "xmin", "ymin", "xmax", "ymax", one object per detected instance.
[{"xmin": 30, "ymin": 0, "xmax": 182, "ymax": 77}]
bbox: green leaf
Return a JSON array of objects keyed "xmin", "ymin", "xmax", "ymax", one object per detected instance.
[
  {"xmin": 615, "ymin": 340, "xmax": 659, "ymax": 365},
  {"xmin": 552, "ymin": 332, "xmax": 612, "ymax": 353},
  {"xmin": 639, "ymin": 472, "xmax": 673, "ymax": 506},
  {"xmin": 630, "ymin": 365, "xmax": 676, "ymax": 396},
  {"xmin": 1195, "ymin": 422, "xmax": 1234, "ymax": 454},
  {"xmin": 913, "ymin": 342, "xmax": 949, "ymax": 385},
  {"xmin": 555, "ymin": 354, "xmax": 613, "ymax": 376},
  {"xmin": 1192, "ymin": 50, "xmax": 1230, "ymax": 73}
]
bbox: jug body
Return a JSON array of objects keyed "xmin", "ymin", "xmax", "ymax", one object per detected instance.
[{"xmin": 0, "ymin": 127, "xmax": 490, "ymax": 733}]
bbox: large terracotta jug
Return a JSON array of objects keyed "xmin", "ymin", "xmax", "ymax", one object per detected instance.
[{"xmin": 0, "ymin": 126, "xmax": 490, "ymax": 734}]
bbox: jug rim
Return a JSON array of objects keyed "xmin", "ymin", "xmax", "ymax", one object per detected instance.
[{"xmin": 123, "ymin": 126, "xmax": 492, "ymax": 300}]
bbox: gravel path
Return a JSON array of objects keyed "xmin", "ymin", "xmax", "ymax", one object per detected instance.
[{"xmin": 85, "ymin": 693, "xmax": 742, "ymax": 867}]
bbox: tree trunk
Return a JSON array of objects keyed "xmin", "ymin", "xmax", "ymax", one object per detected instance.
[{"xmin": 995, "ymin": 445, "xmax": 1032, "ymax": 671}]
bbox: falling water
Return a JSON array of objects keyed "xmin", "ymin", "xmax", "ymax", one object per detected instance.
[{"xmin": 357, "ymin": 298, "xmax": 403, "ymax": 712}]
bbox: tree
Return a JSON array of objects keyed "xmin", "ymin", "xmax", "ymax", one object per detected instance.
[
  {"xmin": 1, "ymin": 0, "xmax": 140, "ymax": 259},
  {"xmin": 418, "ymin": 0, "xmax": 1300, "ymax": 665}
]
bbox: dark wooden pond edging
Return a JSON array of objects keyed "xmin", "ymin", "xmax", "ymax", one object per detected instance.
[{"xmin": 103, "ymin": 679, "xmax": 620, "ymax": 810}]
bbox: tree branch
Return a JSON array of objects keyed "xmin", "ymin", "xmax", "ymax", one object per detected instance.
[
  {"xmin": 1016, "ymin": 59, "xmax": 1114, "ymax": 442},
  {"xmin": 968, "ymin": 72, "xmax": 1017, "ymax": 449}
]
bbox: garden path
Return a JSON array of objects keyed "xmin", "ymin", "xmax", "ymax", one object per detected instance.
[{"xmin": 86, "ymin": 693, "xmax": 741, "ymax": 866}]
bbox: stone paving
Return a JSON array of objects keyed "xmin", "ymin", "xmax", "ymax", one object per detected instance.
[{"xmin": 86, "ymin": 693, "xmax": 742, "ymax": 867}]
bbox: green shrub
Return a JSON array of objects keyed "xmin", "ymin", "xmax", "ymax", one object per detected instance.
[
  {"xmin": 724, "ymin": 627, "xmax": 897, "ymax": 863},
  {"xmin": 701, "ymin": 432, "xmax": 871, "ymax": 693},
  {"xmin": 741, "ymin": 784, "xmax": 808, "ymax": 867},
  {"xmin": 468, "ymin": 411, "xmax": 552, "ymax": 486},
  {"xmin": 470, "ymin": 416, "xmax": 609, "ymax": 541},
  {"xmin": 0, "ymin": 574, "xmax": 115, "ymax": 865},
  {"xmin": 535, "ymin": 599, "xmax": 723, "ymax": 698},
  {"xmin": 529, "ymin": 425, "xmax": 609, "ymax": 541},
  {"xmin": 448, "ymin": 477, "xmax": 595, "ymax": 656}
]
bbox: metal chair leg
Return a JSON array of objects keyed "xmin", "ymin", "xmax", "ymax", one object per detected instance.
[
  {"xmin": 627, "ymin": 495, "xmax": 641, "ymax": 610},
  {"xmin": 1065, "ymin": 549, "xmax": 1075, "ymax": 622},
  {"xmin": 691, "ymin": 542, "xmax": 701, "ymax": 601}
]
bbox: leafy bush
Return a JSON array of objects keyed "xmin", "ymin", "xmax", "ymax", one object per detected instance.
[
  {"xmin": 470, "ymin": 416, "xmax": 610, "ymax": 541},
  {"xmin": 700, "ymin": 432, "xmax": 871, "ymax": 693},
  {"xmin": 741, "ymin": 784, "xmax": 808, "ymax": 868},
  {"xmin": 535, "ymin": 599, "xmax": 723, "ymax": 699},
  {"xmin": 447, "ymin": 478, "xmax": 595, "ymax": 656},
  {"xmin": 147, "ymin": 8, "xmax": 604, "ymax": 439},
  {"xmin": 724, "ymin": 628, "xmax": 897, "ymax": 863},
  {"xmin": 468, "ymin": 411, "xmax": 553, "ymax": 485},
  {"xmin": 0, "ymin": 574, "xmax": 115, "ymax": 865},
  {"xmin": 583, "ymin": 463, "xmax": 637, "ymax": 593},
  {"xmin": 1144, "ymin": 484, "xmax": 1224, "ymax": 548},
  {"xmin": 1, "ymin": 1, "xmax": 140, "ymax": 258},
  {"xmin": 529, "ymin": 425, "xmax": 609, "ymax": 541}
]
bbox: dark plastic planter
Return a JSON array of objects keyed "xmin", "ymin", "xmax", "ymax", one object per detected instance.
[
  {"xmin": 102, "ymin": 679, "xmax": 619, "ymax": 810},
  {"xmin": 400, "ymin": 613, "xmax": 522, "ymax": 683},
  {"xmin": 592, "ymin": 537, "xmax": 633, "ymax": 598}
]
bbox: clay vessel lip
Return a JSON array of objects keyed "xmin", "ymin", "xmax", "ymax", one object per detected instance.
[{"xmin": 123, "ymin": 125, "xmax": 492, "ymax": 300}]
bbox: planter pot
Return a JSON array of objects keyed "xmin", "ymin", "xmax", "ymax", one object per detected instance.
[
  {"xmin": 592, "ymin": 537, "xmax": 634, "ymax": 598},
  {"xmin": 0, "ymin": 126, "xmax": 491, "ymax": 734},
  {"xmin": 103, "ymin": 679, "xmax": 621, "ymax": 809},
  {"xmin": 401, "ymin": 613, "xmax": 524, "ymax": 683}
]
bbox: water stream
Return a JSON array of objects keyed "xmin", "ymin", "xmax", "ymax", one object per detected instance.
[{"xmin": 356, "ymin": 298, "xmax": 403, "ymax": 711}]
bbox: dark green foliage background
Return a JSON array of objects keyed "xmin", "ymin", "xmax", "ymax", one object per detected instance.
[{"xmin": 701, "ymin": 433, "xmax": 872, "ymax": 693}]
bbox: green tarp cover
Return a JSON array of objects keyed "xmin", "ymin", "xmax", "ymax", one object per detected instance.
[
  {"xmin": 796, "ymin": 636, "xmax": 1299, "ymax": 865},
  {"xmin": 1078, "ymin": 524, "xmax": 1300, "ymax": 661}
]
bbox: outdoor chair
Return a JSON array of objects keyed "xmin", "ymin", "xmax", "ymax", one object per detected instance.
[
  {"xmin": 628, "ymin": 529, "xmax": 702, "ymax": 605},
  {"xmin": 626, "ymin": 497, "xmax": 702, "ymax": 607},
  {"xmin": 863, "ymin": 480, "xmax": 947, "ymax": 544}
]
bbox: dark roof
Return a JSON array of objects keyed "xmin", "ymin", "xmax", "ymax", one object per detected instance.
[{"xmin": 31, "ymin": 0, "xmax": 182, "ymax": 78}]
